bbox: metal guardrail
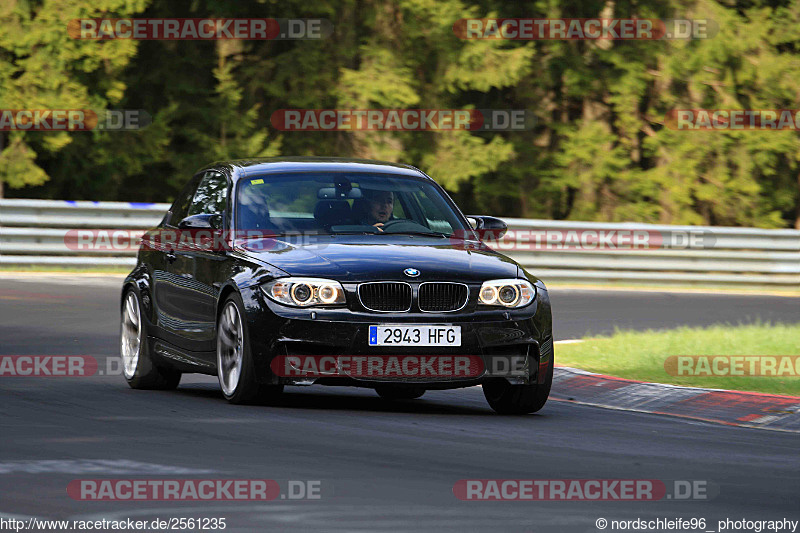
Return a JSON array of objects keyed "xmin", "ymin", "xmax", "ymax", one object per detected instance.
[
  {"xmin": 498, "ymin": 218, "xmax": 800, "ymax": 285},
  {"xmin": 1, "ymin": 199, "xmax": 799, "ymax": 286},
  {"xmin": 0, "ymin": 200, "xmax": 167, "ymax": 267},
  {"xmin": 0, "ymin": 199, "xmax": 168, "ymax": 228}
]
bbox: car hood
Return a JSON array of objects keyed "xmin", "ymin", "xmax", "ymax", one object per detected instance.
[{"xmin": 236, "ymin": 235, "xmax": 520, "ymax": 283}]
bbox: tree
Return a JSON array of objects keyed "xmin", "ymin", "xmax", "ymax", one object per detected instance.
[
  {"xmin": 2, "ymin": 0, "xmax": 798, "ymax": 228},
  {"xmin": 0, "ymin": 0, "xmax": 148, "ymax": 198}
]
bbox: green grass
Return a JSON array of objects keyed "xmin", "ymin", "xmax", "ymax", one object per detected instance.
[{"xmin": 557, "ymin": 323, "xmax": 800, "ymax": 396}]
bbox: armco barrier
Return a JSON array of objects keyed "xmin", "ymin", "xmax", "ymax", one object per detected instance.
[
  {"xmin": 0, "ymin": 199, "xmax": 798, "ymax": 286},
  {"xmin": 0, "ymin": 200, "xmax": 168, "ymax": 267}
]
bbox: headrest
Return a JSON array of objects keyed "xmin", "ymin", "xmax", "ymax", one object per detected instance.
[{"xmin": 314, "ymin": 200, "xmax": 352, "ymax": 228}]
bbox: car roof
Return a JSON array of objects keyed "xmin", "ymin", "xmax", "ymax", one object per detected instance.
[{"xmin": 199, "ymin": 157, "xmax": 431, "ymax": 182}]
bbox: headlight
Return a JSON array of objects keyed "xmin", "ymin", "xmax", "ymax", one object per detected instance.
[
  {"xmin": 478, "ymin": 279, "xmax": 536, "ymax": 308},
  {"xmin": 262, "ymin": 277, "xmax": 346, "ymax": 307}
]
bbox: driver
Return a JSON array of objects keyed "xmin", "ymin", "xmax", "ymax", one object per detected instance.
[{"xmin": 356, "ymin": 189, "xmax": 394, "ymax": 230}]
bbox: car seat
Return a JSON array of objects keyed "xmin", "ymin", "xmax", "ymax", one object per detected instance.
[{"xmin": 314, "ymin": 200, "xmax": 352, "ymax": 231}]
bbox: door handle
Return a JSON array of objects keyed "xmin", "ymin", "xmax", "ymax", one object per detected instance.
[{"xmin": 166, "ymin": 250, "xmax": 177, "ymax": 263}]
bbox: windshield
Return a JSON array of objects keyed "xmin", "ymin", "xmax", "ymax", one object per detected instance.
[{"xmin": 235, "ymin": 172, "xmax": 469, "ymax": 237}]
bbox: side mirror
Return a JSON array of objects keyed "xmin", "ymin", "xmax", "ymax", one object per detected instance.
[
  {"xmin": 178, "ymin": 213, "xmax": 221, "ymax": 230},
  {"xmin": 467, "ymin": 215, "xmax": 508, "ymax": 240}
]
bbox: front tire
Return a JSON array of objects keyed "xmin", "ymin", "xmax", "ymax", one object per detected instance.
[
  {"xmin": 121, "ymin": 288, "xmax": 181, "ymax": 390},
  {"xmin": 216, "ymin": 293, "xmax": 283, "ymax": 405},
  {"xmin": 482, "ymin": 364, "xmax": 553, "ymax": 415}
]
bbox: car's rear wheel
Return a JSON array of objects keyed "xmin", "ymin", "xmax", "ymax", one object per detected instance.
[
  {"xmin": 375, "ymin": 385, "xmax": 426, "ymax": 400},
  {"xmin": 482, "ymin": 363, "xmax": 553, "ymax": 415},
  {"xmin": 121, "ymin": 289, "xmax": 181, "ymax": 390},
  {"xmin": 217, "ymin": 293, "xmax": 283, "ymax": 405}
]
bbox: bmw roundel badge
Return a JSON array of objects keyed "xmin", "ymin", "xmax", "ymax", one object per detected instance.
[{"xmin": 403, "ymin": 268, "xmax": 420, "ymax": 278}]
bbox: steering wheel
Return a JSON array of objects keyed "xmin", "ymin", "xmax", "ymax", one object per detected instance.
[
  {"xmin": 377, "ymin": 219, "xmax": 403, "ymax": 229},
  {"xmin": 378, "ymin": 219, "xmax": 431, "ymax": 233}
]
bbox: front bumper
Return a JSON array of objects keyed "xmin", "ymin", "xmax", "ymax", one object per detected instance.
[{"xmin": 240, "ymin": 281, "xmax": 553, "ymax": 388}]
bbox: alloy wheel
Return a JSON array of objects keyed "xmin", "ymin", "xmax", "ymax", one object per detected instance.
[
  {"xmin": 121, "ymin": 292, "xmax": 142, "ymax": 379},
  {"xmin": 217, "ymin": 302, "xmax": 244, "ymax": 397}
]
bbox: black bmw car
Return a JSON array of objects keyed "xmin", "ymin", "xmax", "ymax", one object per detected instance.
[{"xmin": 121, "ymin": 157, "xmax": 553, "ymax": 414}]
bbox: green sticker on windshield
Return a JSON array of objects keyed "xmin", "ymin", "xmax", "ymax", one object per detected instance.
[{"xmin": 251, "ymin": 179, "xmax": 264, "ymax": 185}]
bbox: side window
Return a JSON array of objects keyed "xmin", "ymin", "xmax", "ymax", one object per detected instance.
[
  {"xmin": 167, "ymin": 174, "xmax": 202, "ymax": 226},
  {"xmin": 188, "ymin": 171, "xmax": 228, "ymax": 216}
]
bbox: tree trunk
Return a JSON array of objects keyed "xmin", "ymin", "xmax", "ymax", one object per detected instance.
[{"xmin": 217, "ymin": 42, "xmax": 226, "ymax": 149}]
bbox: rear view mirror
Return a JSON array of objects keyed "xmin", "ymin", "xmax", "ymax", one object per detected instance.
[{"xmin": 318, "ymin": 187, "xmax": 362, "ymax": 200}]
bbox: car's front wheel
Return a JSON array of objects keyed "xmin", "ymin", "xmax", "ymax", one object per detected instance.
[
  {"xmin": 482, "ymin": 363, "xmax": 553, "ymax": 415},
  {"xmin": 217, "ymin": 293, "xmax": 283, "ymax": 405},
  {"xmin": 121, "ymin": 288, "xmax": 181, "ymax": 390}
]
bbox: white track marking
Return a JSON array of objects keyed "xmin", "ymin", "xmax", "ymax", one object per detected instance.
[{"xmin": 0, "ymin": 460, "xmax": 215, "ymax": 475}]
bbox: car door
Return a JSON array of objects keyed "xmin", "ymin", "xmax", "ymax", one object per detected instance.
[
  {"xmin": 161, "ymin": 170, "xmax": 230, "ymax": 357},
  {"xmin": 150, "ymin": 173, "xmax": 202, "ymax": 347}
]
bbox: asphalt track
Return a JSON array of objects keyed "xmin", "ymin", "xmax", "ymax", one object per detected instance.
[{"xmin": 0, "ymin": 274, "xmax": 798, "ymax": 532}]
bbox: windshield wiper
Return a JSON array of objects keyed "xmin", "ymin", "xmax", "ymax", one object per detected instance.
[
  {"xmin": 329, "ymin": 230, "xmax": 448, "ymax": 238},
  {"xmin": 378, "ymin": 231, "xmax": 448, "ymax": 238}
]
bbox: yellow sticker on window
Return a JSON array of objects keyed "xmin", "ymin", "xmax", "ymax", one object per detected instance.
[{"xmin": 251, "ymin": 179, "xmax": 264, "ymax": 185}]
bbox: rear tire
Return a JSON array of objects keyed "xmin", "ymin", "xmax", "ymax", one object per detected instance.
[
  {"xmin": 121, "ymin": 288, "xmax": 181, "ymax": 390},
  {"xmin": 375, "ymin": 386, "xmax": 426, "ymax": 400},
  {"xmin": 217, "ymin": 293, "xmax": 283, "ymax": 405},
  {"xmin": 482, "ymin": 364, "xmax": 552, "ymax": 415}
]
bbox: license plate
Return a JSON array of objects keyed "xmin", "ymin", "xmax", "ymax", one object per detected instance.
[{"xmin": 368, "ymin": 325, "xmax": 461, "ymax": 346}]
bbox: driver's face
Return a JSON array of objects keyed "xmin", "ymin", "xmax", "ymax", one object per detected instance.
[{"xmin": 368, "ymin": 192, "xmax": 393, "ymax": 223}]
